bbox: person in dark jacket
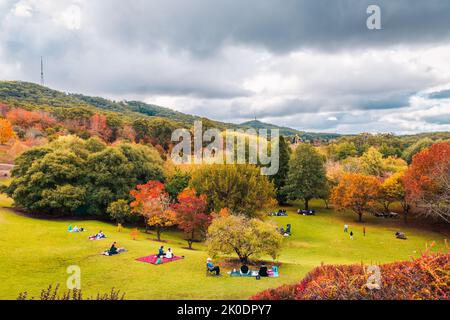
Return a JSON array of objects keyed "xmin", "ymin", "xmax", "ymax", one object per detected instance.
[
  {"xmin": 157, "ymin": 246, "xmax": 165, "ymax": 258},
  {"xmin": 258, "ymin": 263, "xmax": 269, "ymax": 277},
  {"xmin": 108, "ymin": 242, "xmax": 118, "ymax": 255}
]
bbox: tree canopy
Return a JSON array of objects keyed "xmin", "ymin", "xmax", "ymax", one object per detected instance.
[
  {"xmin": 5, "ymin": 135, "xmax": 164, "ymax": 217},
  {"xmin": 283, "ymin": 144, "xmax": 327, "ymax": 210}
]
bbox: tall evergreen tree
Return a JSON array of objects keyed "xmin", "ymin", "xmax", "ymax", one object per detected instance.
[
  {"xmin": 283, "ymin": 143, "xmax": 327, "ymax": 210},
  {"xmin": 270, "ymin": 135, "xmax": 290, "ymax": 204}
]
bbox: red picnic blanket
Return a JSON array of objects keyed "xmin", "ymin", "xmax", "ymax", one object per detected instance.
[{"xmin": 136, "ymin": 254, "xmax": 183, "ymax": 265}]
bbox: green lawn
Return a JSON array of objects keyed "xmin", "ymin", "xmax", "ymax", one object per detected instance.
[{"xmin": 0, "ymin": 195, "xmax": 447, "ymax": 300}]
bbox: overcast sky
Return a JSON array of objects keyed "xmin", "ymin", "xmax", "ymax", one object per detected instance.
[{"xmin": 1, "ymin": 0, "xmax": 450, "ymax": 134}]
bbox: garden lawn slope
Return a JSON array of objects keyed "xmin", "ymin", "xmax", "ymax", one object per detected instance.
[{"xmin": 0, "ymin": 197, "xmax": 447, "ymax": 300}]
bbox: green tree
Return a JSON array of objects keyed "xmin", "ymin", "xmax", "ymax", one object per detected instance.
[
  {"xmin": 360, "ymin": 147, "xmax": 384, "ymax": 176},
  {"xmin": 270, "ymin": 136, "xmax": 290, "ymax": 204},
  {"xmin": 402, "ymin": 138, "xmax": 434, "ymax": 164},
  {"xmin": 165, "ymin": 169, "xmax": 191, "ymax": 201},
  {"xmin": 5, "ymin": 135, "xmax": 164, "ymax": 217},
  {"xmin": 190, "ymin": 164, "xmax": 276, "ymax": 218},
  {"xmin": 283, "ymin": 144, "xmax": 327, "ymax": 210},
  {"xmin": 107, "ymin": 199, "xmax": 131, "ymax": 224},
  {"xmin": 329, "ymin": 141, "xmax": 358, "ymax": 161},
  {"xmin": 206, "ymin": 215, "xmax": 283, "ymax": 264}
]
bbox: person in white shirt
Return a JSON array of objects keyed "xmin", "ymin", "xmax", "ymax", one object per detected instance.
[{"xmin": 165, "ymin": 248, "xmax": 174, "ymax": 259}]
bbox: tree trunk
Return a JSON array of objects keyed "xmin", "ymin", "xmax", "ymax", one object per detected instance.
[
  {"xmin": 156, "ymin": 228, "xmax": 161, "ymax": 241},
  {"xmin": 324, "ymin": 199, "xmax": 329, "ymax": 209},
  {"xmin": 304, "ymin": 198, "xmax": 309, "ymax": 210},
  {"xmin": 404, "ymin": 206, "xmax": 409, "ymax": 223},
  {"xmin": 358, "ymin": 212, "xmax": 363, "ymax": 222},
  {"xmin": 239, "ymin": 255, "xmax": 248, "ymax": 264}
]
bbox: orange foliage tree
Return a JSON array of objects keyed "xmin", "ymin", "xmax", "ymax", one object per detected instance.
[
  {"xmin": 0, "ymin": 118, "xmax": 15, "ymax": 144},
  {"xmin": 130, "ymin": 180, "xmax": 177, "ymax": 241},
  {"xmin": 171, "ymin": 188, "xmax": 211, "ymax": 249},
  {"xmin": 404, "ymin": 141, "xmax": 450, "ymax": 223},
  {"xmin": 331, "ymin": 173, "xmax": 380, "ymax": 222},
  {"xmin": 6, "ymin": 108, "xmax": 56, "ymax": 129}
]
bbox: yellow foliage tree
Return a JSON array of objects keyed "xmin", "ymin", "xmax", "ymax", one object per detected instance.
[{"xmin": 0, "ymin": 118, "xmax": 14, "ymax": 144}]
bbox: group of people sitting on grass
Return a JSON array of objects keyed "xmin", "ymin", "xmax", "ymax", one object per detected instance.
[
  {"xmin": 297, "ymin": 209, "xmax": 315, "ymax": 215},
  {"xmin": 68, "ymin": 225, "xmax": 85, "ymax": 232},
  {"xmin": 268, "ymin": 209, "xmax": 288, "ymax": 216},
  {"xmin": 156, "ymin": 245, "xmax": 174, "ymax": 259},
  {"xmin": 277, "ymin": 224, "xmax": 291, "ymax": 237},
  {"xmin": 206, "ymin": 258, "xmax": 278, "ymax": 278}
]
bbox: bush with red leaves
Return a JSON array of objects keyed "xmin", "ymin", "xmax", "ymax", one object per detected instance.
[{"xmin": 251, "ymin": 250, "xmax": 449, "ymax": 300}]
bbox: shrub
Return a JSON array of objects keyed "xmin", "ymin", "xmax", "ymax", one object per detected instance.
[
  {"xmin": 251, "ymin": 250, "xmax": 449, "ymax": 300},
  {"xmin": 17, "ymin": 284, "xmax": 125, "ymax": 300}
]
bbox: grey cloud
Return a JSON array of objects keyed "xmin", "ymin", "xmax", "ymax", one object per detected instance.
[
  {"xmin": 428, "ymin": 89, "xmax": 450, "ymax": 99},
  {"xmin": 87, "ymin": 0, "xmax": 450, "ymax": 55}
]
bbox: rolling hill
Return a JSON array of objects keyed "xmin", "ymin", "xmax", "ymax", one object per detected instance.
[{"xmin": 0, "ymin": 81, "xmax": 338, "ymax": 139}]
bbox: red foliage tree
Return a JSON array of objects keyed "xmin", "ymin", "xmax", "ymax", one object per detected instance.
[
  {"xmin": 89, "ymin": 114, "xmax": 112, "ymax": 142},
  {"xmin": 171, "ymin": 188, "xmax": 211, "ymax": 249},
  {"xmin": 404, "ymin": 141, "xmax": 450, "ymax": 222}
]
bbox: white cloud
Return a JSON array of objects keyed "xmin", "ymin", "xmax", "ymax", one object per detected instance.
[
  {"xmin": 1, "ymin": 0, "xmax": 450, "ymax": 134},
  {"xmin": 12, "ymin": 1, "xmax": 33, "ymax": 17}
]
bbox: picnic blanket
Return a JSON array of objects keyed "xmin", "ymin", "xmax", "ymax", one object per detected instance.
[
  {"xmin": 89, "ymin": 235, "xmax": 107, "ymax": 241},
  {"xmin": 136, "ymin": 254, "xmax": 184, "ymax": 265},
  {"xmin": 228, "ymin": 268, "xmax": 279, "ymax": 278},
  {"xmin": 102, "ymin": 248, "xmax": 127, "ymax": 256}
]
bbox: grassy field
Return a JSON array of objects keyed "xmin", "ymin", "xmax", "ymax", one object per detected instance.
[{"xmin": 0, "ymin": 193, "xmax": 448, "ymax": 300}]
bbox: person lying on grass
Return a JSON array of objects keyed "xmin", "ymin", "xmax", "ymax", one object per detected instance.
[
  {"xmin": 207, "ymin": 258, "xmax": 220, "ymax": 275},
  {"xmin": 89, "ymin": 230, "xmax": 106, "ymax": 240}
]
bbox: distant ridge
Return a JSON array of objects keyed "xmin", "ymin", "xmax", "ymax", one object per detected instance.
[{"xmin": 0, "ymin": 81, "xmax": 339, "ymax": 139}]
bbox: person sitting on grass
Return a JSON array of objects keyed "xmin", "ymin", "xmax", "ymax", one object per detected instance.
[
  {"xmin": 157, "ymin": 245, "xmax": 165, "ymax": 258},
  {"xmin": 206, "ymin": 258, "xmax": 220, "ymax": 275},
  {"xmin": 108, "ymin": 242, "xmax": 118, "ymax": 255},
  {"xmin": 258, "ymin": 263, "xmax": 269, "ymax": 277},
  {"xmin": 165, "ymin": 248, "xmax": 174, "ymax": 259},
  {"xmin": 240, "ymin": 264, "xmax": 250, "ymax": 275}
]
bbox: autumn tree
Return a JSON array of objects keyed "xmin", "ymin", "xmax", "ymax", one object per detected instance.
[
  {"xmin": 381, "ymin": 171, "xmax": 410, "ymax": 222},
  {"xmin": 89, "ymin": 114, "xmax": 112, "ymax": 142},
  {"xmin": 171, "ymin": 188, "xmax": 211, "ymax": 249},
  {"xmin": 360, "ymin": 147, "xmax": 384, "ymax": 176},
  {"xmin": 0, "ymin": 118, "xmax": 14, "ymax": 144},
  {"xmin": 404, "ymin": 141, "xmax": 450, "ymax": 223},
  {"xmin": 331, "ymin": 173, "xmax": 381, "ymax": 222},
  {"xmin": 130, "ymin": 180, "xmax": 176, "ymax": 241},
  {"xmin": 283, "ymin": 144, "xmax": 327, "ymax": 210},
  {"xmin": 206, "ymin": 215, "xmax": 283, "ymax": 264}
]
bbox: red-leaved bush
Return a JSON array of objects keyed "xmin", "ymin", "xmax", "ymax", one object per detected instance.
[{"xmin": 251, "ymin": 250, "xmax": 449, "ymax": 300}]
